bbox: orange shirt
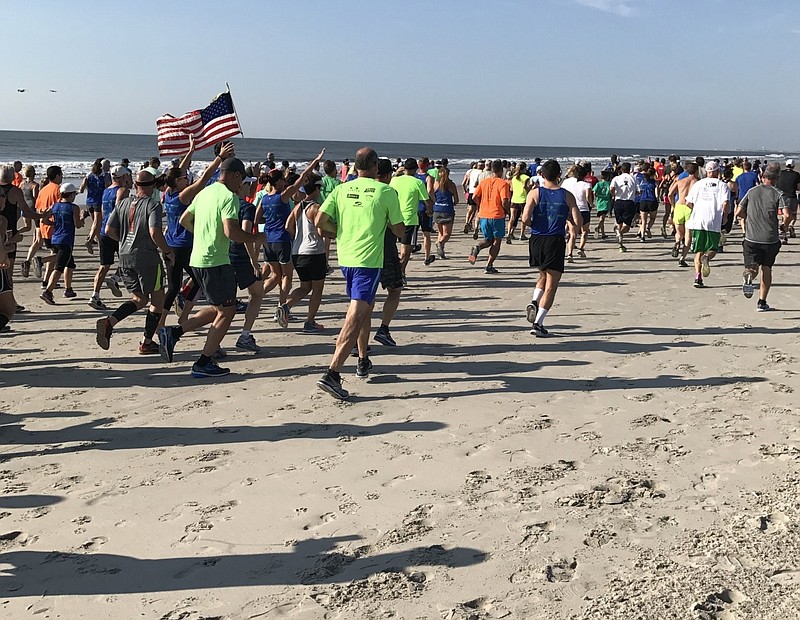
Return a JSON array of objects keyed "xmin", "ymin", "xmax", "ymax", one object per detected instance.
[
  {"xmin": 36, "ymin": 182, "xmax": 61, "ymax": 239},
  {"xmin": 473, "ymin": 177, "xmax": 511, "ymax": 219},
  {"xmin": 12, "ymin": 172, "xmax": 23, "ymax": 187}
]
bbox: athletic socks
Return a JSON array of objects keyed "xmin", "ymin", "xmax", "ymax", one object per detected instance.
[
  {"xmin": 535, "ymin": 307, "xmax": 548, "ymax": 325},
  {"xmin": 241, "ymin": 329, "xmax": 250, "ymax": 338},
  {"xmin": 111, "ymin": 300, "xmax": 139, "ymax": 323},
  {"xmin": 532, "ymin": 288, "xmax": 544, "ymax": 303}
]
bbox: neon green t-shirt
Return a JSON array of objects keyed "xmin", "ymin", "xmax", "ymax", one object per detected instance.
[
  {"xmin": 389, "ymin": 175, "xmax": 428, "ymax": 226},
  {"xmin": 510, "ymin": 174, "xmax": 530, "ymax": 204},
  {"xmin": 320, "ymin": 175, "xmax": 340, "ymax": 203},
  {"xmin": 188, "ymin": 182, "xmax": 239, "ymax": 268},
  {"xmin": 592, "ymin": 180, "xmax": 611, "ymax": 213},
  {"xmin": 427, "ymin": 168, "xmax": 439, "ymax": 181},
  {"xmin": 320, "ymin": 177, "xmax": 403, "ymax": 268}
]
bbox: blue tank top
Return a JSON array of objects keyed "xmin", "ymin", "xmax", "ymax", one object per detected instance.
[
  {"xmin": 639, "ymin": 178, "xmax": 657, "ymax": 202},
  {"xmin": 531, "ymin": 187, "xmax": 569, "ymax": 237},
  {"xmin": 433, "ymin": 188, "xmax": 455, "ymax": 214},
  {"xmin": 633, "ymin": 173, "xmax": 645, "ymax": 203},
  {"xmin": 261, "ymin": 192, "xmax": 291, "ymax": 244},
  {"xmin": 86, "ymin": 173, "xmax": 105, "ymax": 206},
  {"xmin": 100, "ymin": 186, "xmax": 119, "ymax": 238},
  {"xmin": 50, "ymin": 201, "xmax": 76, "ymax": 246},
  {"xmin": 164, "ymin": 189, "xmax": 193, "ymax": 248},
  {"xmin": 415, "ymin": 172, "xmax": 429, "ymax": 212}
]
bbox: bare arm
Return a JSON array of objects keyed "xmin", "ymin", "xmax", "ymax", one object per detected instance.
[
  {"xmin": 178, "ymin": 208, "xmax": 194, "ymax": 233},
  {"xmin": 178, "ymin": 135, "xmax": 195, "ymax": 170},
  {"xmin": 223, "ymin": 218, "xmax": 253, "ymax": 244},
  {"xmin": 73, "ymin": 204, "xmax": 84, "ymax": 229},
  {"xmin": 280, "ymin": 148, "xmax": 326, "ymax": 203},
  {"xmin": 315, "ymin": 211, "xmax": 337, "ymax": 236},
  {"xmin": 79, "ymin": 176, "xmax": 88, "ymax": 193},
  {"xmin": 178, "ymin": 142, "xmax": 235, "ymax": 204},
  {"xmin": 389, "ymin": 220, "xmax": 405, "ymax": 239},
  {"xmin": 521, "ymin": 187, "xmax": 539, "ymax": 226},
  {"xmin": 149, "ymin": 225, "xmax": 171, "ymax": 256}
]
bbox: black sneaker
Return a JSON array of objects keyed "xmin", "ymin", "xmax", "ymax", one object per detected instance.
[
  {"xmin": 351, "ymin": 345, "xmax": 371, "ymax": 357},
  {"xmin": 484, "ymin": 265, "xmax": 499, "ymax": 274},
  {"xmin": 158, "ymin": 326, "xmax": 180, "ymax": 362},
  {"xmin": 424, "ymin": 255, "xmax": 436, "ymax": 266},
  {"xmin": 693, "ymin": 277, "xmax": 705, "ymax": 288},
  {"xmin": 411, "ymin": 244, "xmax": 422, "ymax": 254},
  {"xmin": 191, "ymin": 359, "xmax": 231, "ymax": 378},
  {"xmin": 356, "ymin": 356, "xmax": 373, "ymax": 378},
  {"xmin": 526, "ymin": 301, "xmax": 539, "ymax": 324},
  {"xmin": 757, "ymin": 300, "xmax": 771, "ymax": 312},
  {"xmin": 317, "ymin": 370, "xmax": 349, "ymax": 400},
  {"xmin": 530, "ymin": 323, "xmax": 550, "ymax": 338},
  {"xmin": 374, "ymin": 326, "xmax": 397, "ymax": 347},
  {"xmin": 95, "ymin": 318, "xmax": 112, "ymax": 350}
]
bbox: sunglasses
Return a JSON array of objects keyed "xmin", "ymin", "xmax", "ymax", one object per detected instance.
[{"xmin": 136, "ymin": 180, "xmax": 156, "ymax": 187}]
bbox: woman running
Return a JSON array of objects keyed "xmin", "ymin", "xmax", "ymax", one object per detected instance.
[
  {"xmin": 637, "ymin": 164, "xmax": 659, "ymax": 241},
  {"xmin": 80, "ymin": 158, "xmax": 107, "ymax": 253},
  {"xmin": 561, "ymin": 164, "xmax": 593, "ymax": 261},
  {"xmin": 507, "ymin": 162, "xmax": 531, "ymax": 243},
  {"xmin": 0, "ymin": 205, "xmax": 18, "ymax": 332},
  {"xmin": 432, "ymin": 165, "xmax": 459, "ymax": 259}
]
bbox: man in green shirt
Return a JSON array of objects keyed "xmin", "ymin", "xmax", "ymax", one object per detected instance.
[
  {"xmin": 315, "ymin": 147, "xmax": 405, "ymax": 399},
  {"xmin": 158, "ymin": 156, "xmax": 255, "ymax": 378},
  {"xmin": 390, "ymin": 158, "xmax": 432, "ymax": 273}
]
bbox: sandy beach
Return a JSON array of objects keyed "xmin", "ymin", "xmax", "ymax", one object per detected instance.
[{"xmin": 1, "ymin": 222, "xmax": 799, "ymax": 619}]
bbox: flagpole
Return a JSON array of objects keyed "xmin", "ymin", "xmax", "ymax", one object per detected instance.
[{"xmin": 226, "ymin": 82, "xmax": 244, "ymax": 138}]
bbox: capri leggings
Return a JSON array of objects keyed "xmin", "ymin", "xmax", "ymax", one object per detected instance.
[{"xmin": 163, "ymin": 245, "xmax": 200, "ymax": 312}]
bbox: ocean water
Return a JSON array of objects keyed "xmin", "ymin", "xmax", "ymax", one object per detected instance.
[{"xmin": 0, "ymin": 129, "xmax": 793, "ymax": 183}]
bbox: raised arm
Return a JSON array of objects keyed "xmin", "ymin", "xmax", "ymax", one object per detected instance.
[
  {"xmin": 178, "ymin": 141, "xmax": 235, "ymax": 205},
  {"xmin": 280, "ymin": 148, "xmax": 326, "ymax": 203}
]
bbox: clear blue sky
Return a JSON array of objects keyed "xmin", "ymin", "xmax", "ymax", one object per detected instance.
[{"xmin": 3, "ymin": 0, "xmax": 798, "ymax": 150}]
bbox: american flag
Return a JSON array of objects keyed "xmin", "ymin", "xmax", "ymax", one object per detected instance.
[{"xmin": 156, "ymin": 91, "xmax": 241, "ymax": 156}]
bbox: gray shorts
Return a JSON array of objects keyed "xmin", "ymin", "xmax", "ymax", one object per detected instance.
[
  {"xmin": 193, "ymin": 264, "xmax": 237, "ymax": 307},
  {"xmin": 120, "ymin": 261, "xmax": 165, "ymax": 294}
]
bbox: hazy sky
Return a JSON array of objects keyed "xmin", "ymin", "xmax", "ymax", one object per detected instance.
[{"xmin": 3, "ymin": 0, "xmax": 798, "ymax": 150}]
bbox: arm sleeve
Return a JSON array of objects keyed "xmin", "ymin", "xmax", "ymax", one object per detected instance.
[
  {"xmin": 319, "ymin": 186, "xmax": 339, "ymax": 222},
  {"xmin": 221, "ymin": 194, "xmax": 239, "ymax": 220},
  {"xmin": 148, "ymin": 200, "xmax": 163, "ymax": 229},
  {"xmin": 384, "ymin": 188, "xmax": 404, "ymax": 226}
]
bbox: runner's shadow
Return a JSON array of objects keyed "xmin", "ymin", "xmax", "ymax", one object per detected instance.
[
  {"xmin": 0, "ymin": 538, "xmax": 488, "ymax": 596},
  {"xmin": 0, "ymin": 494, "xmax": 64, "ymax": 509}
]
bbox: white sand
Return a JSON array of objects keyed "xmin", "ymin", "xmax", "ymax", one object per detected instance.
[{"xmin": 1, "ymin": 223, "xmax": 799, "ymax": 619}]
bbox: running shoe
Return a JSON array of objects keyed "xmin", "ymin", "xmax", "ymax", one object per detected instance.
[
  {"xmin": 138, "ymin": 341, "xmax": 160, "ymax": 355},
  {"xmin": 33, "ymin": 257, "xmax": 43, "ymax": 279},
  {"xmin": 317, "ymin": 370, "xmax": 349, "ymax": 400},
  {"xmin": 639, "ymin": 236, "xmax": 646, "ymax": 243},
  {"xmin": 235, "ymin": 299, "xmax": 248, "ymax": 313},
  {"xmin": 436, "ymin": 243, "xmax": 445, "ymax": 259},
  {"xmin": 468, "ymin": 245, "xmax": 479, "ymax": 265},
  {"xmin": 235, "ymin": 333, "xmax": 261, "ymax": 352},
  {"xmin": 790, "ymin": 226, "xmax": 796, "ymax": 238},
  {"xmin": 593, "ymin": 227, "xmax": 600, "ymax": 240},
  {"xmin": 678, "ymin": 259, "xmax": 689, "ymax": 268},
  {"xmin": 88, "ymin": 297, "xmax": 107, "ymax": 310},
  {"xmin": 619, "ymin": 245, "xmax": 627, "ymax": 253},
  {"xmin": 275, "ymin": 303, "xmax": 289, "ymax": 328},
  {"xmin": 424, "ymin": 255, "xmax": 436, "ymax": 266},
  {"xmin": 530, "ymin": 323, "xmax": 549, "ymax": 338},
  {"xmin": 85, "ymin": 240, "xmax": 94, "ymax": 255},
  {"xmin": 472, "ymin": 229, "xmax": 479, "ymax": 240},
  {"xmin": 526, "ymin": 301, "xmax": 538, "ymax": 324},
  {"xmin": 411, "ymin": 244, "xmax": 422, "ymax": 254},
  {"xmin": 520, "ymin": 233, "xmax": 528, "ymax": 241},
  {"xmin": 660, "ymin": 225, "xmax": 667, "ymax": 238},
  {"xmin": 566, "ymin": 254, "xmax": 574, "ymax": 263},
  {"xmin": 15, "ymin": 304, "xmax": 26, "ymax": 313},
  {"xmin": 374, "ymin": 325, "xmax": 396, "ymax": 346},
  {"xmin": 671, "ymin": 244, "xmax": 679, "ymax": 258},
  {"xmin": 742, "ymin": 271, "xmax": 755, "ymax": 299},
  {"xmin": 20, "ymin": 260, "xmax": 30, "ymax": 278},
  {"xmin": 577, "ymin": 249, "xmax": 586, "ymax": 258},
  {"xmin": 693, "ymin": 277, "xmax": 705, "ymax": 288},
  {"xmin": 351, "ymin": 345, "xmax": 371, "ymax": 357},
  {"xmin": 757, "ymin": 300, "xmax": 771, "ymax": 312},
  {"xmin": 302, "ymin": 321, "xmax": 325, "ymax": 333},
  {"xmin": 701, "ymin": 255, "xmax": 711, "ymax": 278},
  {"xmin": 463, "ymin": 223, "xmax": 471, "ymax": 234},
  {"xmin": 356, "ymin": 356, "xmax": 373, "ymax": 378},
  {"xmin": 174, "ymin": 292, "xmax": 185, "ymax": 317},
  {"xmin": 40, "ymin": 290, "xmax": 55, "ymax": 305},
  {"xmin": 505, "ymin": 236, "xmax": 512, "ymax": 245},
  {"xmin": 191, "ymin": 359, "xmax": 231, "ymax": 378},
  {"xmin": 485, "ymin": 265, "xmax": 499, "ymax": 274},
  {"xmin": 157, "ymin": 326, "xmax": 179, "ymax": 362},
  {"xmin": 96, "ymin": 317, "xmax": 112, "ymax": 350},
  {"xmin": 105, "ymin": 276, "xmax": 122, "ymax": 297},
  {"xmin": 646, "ymin": 229, "xmax": 653, "ymax": 238},
  {"xmin": 211, "ymin": 347, "xmax": 227, "ymax": 360},
  {"xmin": 64, "ymin": 288, "xmax": 77, "ymax": 298}
]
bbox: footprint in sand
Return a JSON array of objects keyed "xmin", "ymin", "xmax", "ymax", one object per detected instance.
[
  {"xmin": 53, "ymin": 475, "xmax": 84, "ymax": 491},
  {"xmin": 466, "ymin": 444, "xmax": 489, "ymax": 457},
  {"xmin": 693, "ymin": 473, "xmax": 719, "ymax": 493},
  {"xmin": 545, "ymin": 557, "xmax": 577, "ymax": 583},
  {"xmin": 692, "ymin": 588, "xmax": 746, "ymax": 619},
  {"xmin": 188, "ymin": 449, "xmax": 232, "ymax": 463},
  {"xmin": 79, "ymin": 536, "xmax": 108, "ymax": 551},
  {"xmin": 521, "ymin": 521, "xmax": 553, "ymax": 546},
  {"xmin": 382, "ymin": 474, "xmax": 415, "ymax": 488},
  {"xmin": 303, "ymin": 512, "xmax": 337, "ymax": 531}
]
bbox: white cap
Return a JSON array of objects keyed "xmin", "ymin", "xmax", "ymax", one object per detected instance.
[
  {"xmin": 787, "ymin": 159, "xmax": 794, "ymax": 167},
  {"xmin": 59, "ymin": 182, "xmax": 78, "ymax": 194},
  {"xmin": 111, "ymin": 165, "xmax": 127, "ymax": 178},
  {"xmin": 705, "ymin": 161, "xmax": 720, "ymax": 173}
]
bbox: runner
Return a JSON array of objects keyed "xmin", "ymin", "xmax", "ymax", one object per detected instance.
[
  {"xmin": 79, "ymin": 159, "xmax": 106, "ymax": 254},
  {"xmin": 89, "ymin": 166, "xmax": 129, "ymax": 310},
  {"xmin": 685, "ymin": 161, "xmax": 730, "ymax": 288},
  {"xmin": 719, "ymin": 168, "xmax": 738, "ymax": 252},
  {"xmin": 256, "ymin": 149, "xmax": 325, "ymax": 327},
  {"xmin": 39, "ymin": 182, "xmax": 82, "ymax": 303},
  {"xmin": 315, "ymin": 147, "xmax": 405, "ymax": 399},
  {"xmin": 18, "ymin": 165, "xmax": 38, "ymax": 279},
  {"xmin": 28, "ymin": 166, "xmax": 62, "ymax": 287},
  {"xmin": 285, "ymin": 175, "xmax": 328, "ymax": 333},
  {"xmin": 158, "ymin": 157, "xmax": 258, "ymax": 377},
  {"xmin": 432, "ymin": 164, "xmax": 459, "ymax": 259},
  {"xmin": 390, "ymin": 158, "xmax": 431, "ymax": 275},
  {"xmin": 469, "ymin": 159, "xmax": 511, "ymax": 274},
  {"xmin": 229, "ymin": 176, "xmax": 265, "ymax": 352},
  {"xmin": 521, "ymin": 159, "xmax": 581, "ymax": 337},
  {"xmin": 667, "ymin": 162, "xmax": 699, "ymax": 267},
  {"xmin": 775, "ymin": 159, "xmax": 800, "ymax": 243},
  {"xmin": 736, "ymin": 161, "xmax": 783, "ymax": 311},
  {"xmin": 0, "ymin": 165, "xmax": 36, "ymax": 294},
  {"xmin": 96, "ymin": 170, "xmax": 170, "ymax": 354},
  {"xmin": 636, "ymin": 164, "xmax": 658, "ymax": 241},
  {"xmin": 373, "ymin": 157, "xmax": 405, "ymax": 348},
  {"xmin": 609, "ymin": 162, "xmax": 638, "ymax": 252},
  {"xmin": 593, "ymin": 169, "xmax": 612, "ymax": 239},
  {"xmin": 415, "ymin": 158, "xmax": 437, "ymax": 265},
  {"xmin": 0, "ymin": 206, "xmax": 17, "ymax": 332},
  {"xmin": 463, "ymin": 161, "xmax": 484, "ymax": 234},
  {"xmin": 561, "ymin": 164, "xmax": 593, "ymax": 260},
  {"xmin": 507, "ymin": 162, "xmax": 530, "ymax": 243}
]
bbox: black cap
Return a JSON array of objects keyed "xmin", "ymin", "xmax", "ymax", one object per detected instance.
[
  {"xmin": 377, "ymin": 158, "xmax": 393, "ymax": 177},
  {"xmin": 403, "ymin": 157, "xmax": 418, "ymax": 170},
  {"xmin": 220, "ymin": 157, "xmax": 247, "ymax": 176}
]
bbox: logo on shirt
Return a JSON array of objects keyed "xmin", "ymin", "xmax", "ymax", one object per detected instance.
[
  {"xmin": 347, "ymin": 194, "xmax": 359, "ymax": 199},
  {"xmin": 364, "ymin": 188, "xmax": 376, "ymax": 194}
]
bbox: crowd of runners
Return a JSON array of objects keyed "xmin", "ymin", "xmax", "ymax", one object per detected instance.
[{"xmin": 0, "ymin": 145, "xmax": 795, "ymax": 399}]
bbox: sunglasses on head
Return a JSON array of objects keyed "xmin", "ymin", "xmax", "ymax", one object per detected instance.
[{"xmin": 136, "ymin": 180, "xmax": 156, "ymax": 187}]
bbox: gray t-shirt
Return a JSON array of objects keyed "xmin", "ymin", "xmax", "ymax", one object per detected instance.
[
  {"xmin": 108, "ymin": 195, "xmax": 163, "ymax": 268},
  {"xmin": 739, "ymin": 184, "xmax": 783, "ymax": 245}
]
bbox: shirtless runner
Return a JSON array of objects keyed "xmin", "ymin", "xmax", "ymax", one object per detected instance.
[{"xmin": 668, "ymin": 162, "xmax": 698, "ymax": 267}]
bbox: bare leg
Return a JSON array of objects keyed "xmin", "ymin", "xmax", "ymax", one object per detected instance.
[
  {"xmin": 200, "ymin": 306, "xmax": 236, "ymax": 357},
  {"xmin": 306, "ymin": 280, "xmax": 325, "ymax": 323},
  {"xmin": 760, "ymin": 265, "xmax": 772, "ymax": 301},
  {"xmin": 540, "ymin": 270, "xmax": 563, "ymax": 310},
  {"xmin": 486, "ymin": 239, "xmax": 501, "ymax": 266},
  {"xmin": 328, "ymin": 300, "xmax": 372, "ymax": 372},
  {"xmin": 380, "ymin": 287, "xmax": 401, "ymax": 326}
]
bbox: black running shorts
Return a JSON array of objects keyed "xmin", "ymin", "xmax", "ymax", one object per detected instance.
[
  {"xmin": 529, "ymin": 235, "xmax": 566, "ymax": 273},
  {"xmin": 193, "ymin": 264, "xmax": 237, "ymax": 307}
]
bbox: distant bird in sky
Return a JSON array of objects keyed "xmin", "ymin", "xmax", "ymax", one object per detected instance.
[
  {"xmin": 49, "ymin": 89, "xmax": 57, "ymax": 93},
  {"xmin": 17, "ymin": 88, "xmax": 26, "ymax": 93}
]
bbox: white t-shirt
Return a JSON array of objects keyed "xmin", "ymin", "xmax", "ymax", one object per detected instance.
[
  {"xmin": 686, "ymin": 177, "xmax": 730, "ymax": 232},
  {"xmin": 610, "ymin": 173, "xmax": 637, "ymax": 201},
  {"xmin": 467, "ymin": 169, "xmax": 482, "ymax": 193},
  {"xmin": 561, "ymin": 177, "xmax": 591, "ymax": 211}
]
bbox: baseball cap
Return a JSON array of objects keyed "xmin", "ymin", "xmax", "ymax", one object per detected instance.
[
  {"xmin": 241, "ymin": 176, "xmax": 257, "ymax": 184},
  {"xmin": 705, "ymin": 161, "xmax": 720, "ymax": 172},
  {"xmin": 787, "ymin": 159, "xmax": 794, "ymax": 167},
  {"xmin": 111, "ymin": 165, "xmax": 127, "ymax": 178},
  {"xmin": 59, "ymin": 182, "xmax": 78, "ymax": 194},
  {"xmin": 403, "ymin": 157, "xmax": 418, "ymax": 170},
  {"xmin": 220, "ymin": 157, "xmax": 247, "ymax": 176},
  {"xmin": 143, "ymin": 166, "xmax": 160, "ymax": 177}
]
